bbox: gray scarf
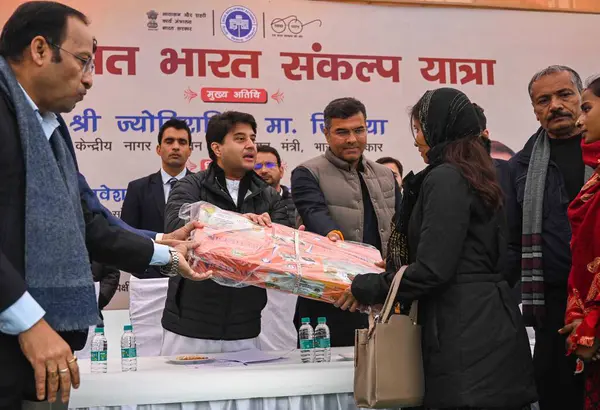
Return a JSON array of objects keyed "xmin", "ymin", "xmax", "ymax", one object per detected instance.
[
  {"xmin": 0, "ymin": 57, "xmax": 98, "ymax": 331},
  {"xmin": 521, "ymin": 128, "xmax": 594, "ymax": 326}
]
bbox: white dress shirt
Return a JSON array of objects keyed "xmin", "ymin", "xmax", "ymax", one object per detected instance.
[
  {"xmin": 226, "ymin": 179, "xmax": 241, "ymax": 206},
  {"xmin": 161, "ymin": 167, "xmax": 188, "ymax": 203}
]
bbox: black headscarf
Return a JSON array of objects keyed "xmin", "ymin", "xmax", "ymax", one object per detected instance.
[{"xmin": 387, "ymin": 88, "xmax": 482, "ymax": 271}]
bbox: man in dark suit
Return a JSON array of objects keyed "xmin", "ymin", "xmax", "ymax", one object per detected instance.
[
  {"xmin": 120, "ymin": 118, "xmax": 193, "ymax": 356},
  {"xmin": 0, "ymin": 3, "xmax": 211, "ymax": 409}
]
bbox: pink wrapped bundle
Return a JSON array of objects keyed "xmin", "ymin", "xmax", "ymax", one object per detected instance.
[{"xmin": 181, "ymin": 201, "xmax": 383, "ymax": 304}]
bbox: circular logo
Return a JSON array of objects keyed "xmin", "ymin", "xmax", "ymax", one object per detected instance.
[{"xmin": 221, "ymin": 6, "xmax": 257, "ymax": 43}]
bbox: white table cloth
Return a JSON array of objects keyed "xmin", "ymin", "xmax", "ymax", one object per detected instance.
[{"xmin": 69, "ymin": 347, "xmax": 401, "ymax": 410}]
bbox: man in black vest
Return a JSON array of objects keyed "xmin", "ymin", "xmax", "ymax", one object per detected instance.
[
  {"xmin": 291, "ymin": 98, "xmax": 402, "ymax": 347},
  {"xmin": 160, "ymin": 111, "xmax": 290, "ymax": 355}
]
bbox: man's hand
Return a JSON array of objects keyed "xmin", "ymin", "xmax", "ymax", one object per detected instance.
[
  {"xmin": 168, "ymin": 240, "xmax": 213, "ymax": 281},
  {"xmin": 243, "ymin": 213, "xmax": 272, "ymax": 227},
  {"xmin": 161, "ymin": 221, "xmax": 205, "ymax": 242},
  {"xmin": 374, "ymin": 260, "xmax": 386, "ymax": 269},
  {"xmin": 18, "ymin": 319, "xmax": 79, "ymax": 404}
]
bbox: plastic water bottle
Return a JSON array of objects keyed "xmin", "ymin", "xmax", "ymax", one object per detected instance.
[
  {"xmin": 299, "ymin": 317, "xmax": 314, "ymax": 363},
  {"xmin": 314, "ymin": 317, "xmax": 331, "ymax": 363},
  {"xmin": 90, "ymin": 327, "xmax": 108, "ymax": 373},
  {"xmin": 121, "ymin": 324, "xmax": 137, "ymax": 372}
]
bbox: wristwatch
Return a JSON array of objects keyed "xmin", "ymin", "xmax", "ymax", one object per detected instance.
[{"xmin": 160, "ymin": 248, "xmax": 180, "ymax": 277}]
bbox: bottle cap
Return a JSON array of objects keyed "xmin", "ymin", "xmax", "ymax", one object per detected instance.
[
  {"xmin": 317, "ymin": 317, "xmax": 326, "ymax": 324},
  {"xmin": 124, "ymin": 324, "xmax": 133, "ymax": 331},
  {"xmin": 301, "ymin": 317, "xmax": 310, "ymax": 324},
  {"xmin": 94, "ymin": 327, "xmax": 104, "ymax": 333}
]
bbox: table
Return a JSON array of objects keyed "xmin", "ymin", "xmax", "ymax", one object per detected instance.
[{"xmin": 69, "ymin": 347, "xmax": 399, "ymax": 410}]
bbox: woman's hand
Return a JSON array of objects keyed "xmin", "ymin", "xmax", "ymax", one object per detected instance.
[
  {"xmin": 559, "ymin": 319, "xmax": 582, "ymax": 335},
  {"xmin": 559, "ymin": 319, "xmax": 583, "ymax": 351},
  {"xmin": 558, "ymin": 319, "xmax": 600, "ymax": 360},
  {"xmin": 334, "ymin": 289, "xmax": 360, "ymax": 313},
  {"xmin": 575, "ymin": 339, "xmax": 600, "ymax": 362}
]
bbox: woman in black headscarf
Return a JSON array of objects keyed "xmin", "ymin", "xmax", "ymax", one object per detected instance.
[{"xmin": 336, "ymin": 88, "xmax": 537, "ymax": 409}]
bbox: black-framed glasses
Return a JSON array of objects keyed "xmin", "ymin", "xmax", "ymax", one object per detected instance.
[
  {"xmin": 47, "ymin": 41, "xmax": 95, "ymax": 74},
  {"xmin": 254, "ymin": 162, "xmax": 277, "ymax": 170}
]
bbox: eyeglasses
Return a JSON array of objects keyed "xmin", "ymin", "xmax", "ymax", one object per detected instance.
[
  {"xmin": 254, "ymin": 162, "xmax": 277, "ymax": 170},
  {"xmin": 47, "ymin": 41, "xmax": 95, "ymax": 74}
]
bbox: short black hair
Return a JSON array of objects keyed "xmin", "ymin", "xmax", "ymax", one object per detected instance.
[
  {"xmin": 257, "ymin": 145, "xmax": 282, "ymax": 167},
  {"xmin": 0, "ymin": 1, "xmax": 91, "ymax": 63},
  {"xmin": 158, "ymin": 118, "xmax": 192, "ymax": 145},
  {"xmin": 472, "ymin": 103, "xmax": 487, "ymax": 130},
  {"xmin": 491, "ymin": 140, "xmax": 515, "ymax": 157},
  {"xmin": 205, "ymin": 111, "xmax": 257, "ymax": 161},
  {"xmin": 376, "ymin": 156, "xmax": 403, "ymax": 177},
  {"xmin": 323, "ymin": 97, "xmax": 367, "ymax": 130}
]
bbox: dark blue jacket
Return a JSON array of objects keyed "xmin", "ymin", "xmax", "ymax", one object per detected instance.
[
  {"xmin": 494, "ymin": 159, "xmax": 512, "ymax": 208},
  {"xmin": 506, "ymin": 134, "xmax": 573, "ymax": 288},
  {"xmin": 57, "ymin": 115, "xmax": 156, "ymax": 239}
]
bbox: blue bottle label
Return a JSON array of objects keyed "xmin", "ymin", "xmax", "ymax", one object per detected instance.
[
  {"xmin": 315, "ymin": 338, "xmax": 331, "ymax": 348},
  {"xmin": 300, "ymin": 339, "xmax": 314, "ymax": 349},
  {"xmin": 91, "ymin": 351, "xmax": 107, "ymax": 362},
  {"xmin": 121, "ymin": 347, "xmax": 137, "ymax": 358}
]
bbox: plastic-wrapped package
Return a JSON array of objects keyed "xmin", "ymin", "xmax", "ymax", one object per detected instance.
[{"xmin": 179, "ymin": 201, "xmax": 383, "ymax": 304}]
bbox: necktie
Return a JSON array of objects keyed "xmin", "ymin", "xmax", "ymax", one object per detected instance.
[{"xmin": 168, "ymin": 177, "xmax": 178, "ymax": 189}]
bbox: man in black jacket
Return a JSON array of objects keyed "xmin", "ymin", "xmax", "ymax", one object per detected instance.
[
  {"xmin": 507, "ymin": 65, "xmax": 587, "ymax": 410},
  {"xmin": 0, "ymin": 3, "xmax": 210, "ymax": 408},
  {"xmin": 161, "ymin": 111, "xmax": 290, "ymax": 355}
]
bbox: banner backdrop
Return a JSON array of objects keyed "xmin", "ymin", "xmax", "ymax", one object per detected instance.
[{"xmin": 2, "ymin": 0, "xmax": 600, "ymax": 309}]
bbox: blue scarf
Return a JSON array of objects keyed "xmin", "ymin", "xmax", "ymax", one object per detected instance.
[{"xmin": 0, "ymin": 57, "xmax": 98, "ymax": 331}]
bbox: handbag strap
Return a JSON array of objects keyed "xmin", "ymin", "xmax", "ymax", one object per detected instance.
[
  {"xmin": 367, "ymin": 266, "xmax": 419, "ymax": 339},
  {"xmin": 380, "ymin": 266, "xmax": 408, "ymax": 323}
]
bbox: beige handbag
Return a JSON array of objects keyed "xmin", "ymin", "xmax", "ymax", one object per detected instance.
[{"xmin": 354, "ymin": 266, "xmax": 424, "ymax": 408}]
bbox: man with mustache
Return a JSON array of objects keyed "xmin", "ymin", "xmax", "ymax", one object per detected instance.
[
  {"xmin": 120, "ymin": 118, "xmax": 193, "ymax": 357},
  {"xmin": 0, "ymin": 2, "xmax": 210, "ymax": 407},
  {"xmin": 160, "ymin": 111, "xmax": 290, "ymax": 355},
  {"xmin": 507, "ymin": 65, "xmax": 589, "ymax": 410},
  {"xmin": 291, "ymin": 97, "xmax": 401, "ymax": 347}
]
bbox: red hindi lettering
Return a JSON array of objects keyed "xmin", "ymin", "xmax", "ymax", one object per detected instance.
[
  {"xmin": 160, "ymin": 48, "xmax": 207, "ymax": 77},
  {"xmin": 94, "ymin": 46, "xmax": 139, "ymax": 76},
  {"xmin": 315, "ymin": 56, "xmax": 353, "ymax": 81},
  {"xmin": 206, "ymin": 50, "xmax": 231, "ymax": 79},
  {"xmin": 230, "ymin": 51, "xmax": 261, "ymax": 79},
  {"xmin": 457, "ymin": 59, "xmax": 496, "ymax": 85},
  {"xmin": 419, "ymin": 57, "xmax": 457, "ymax": 84}
]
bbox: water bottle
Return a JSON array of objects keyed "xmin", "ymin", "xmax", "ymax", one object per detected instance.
[
  {"xmin": 299, "ymin": 317, "xmax": 314, "ymax": 363},
  {"xmin": 121, "ymin": 324, "xmax": 137, "ymax": 372},
  {"xmin": 90, "ymin": 327, "xmax": 108, "ymax": 373},
  {"xmin": 314, "ymin": 317, "xmax": 331, "ymax": 363}
]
